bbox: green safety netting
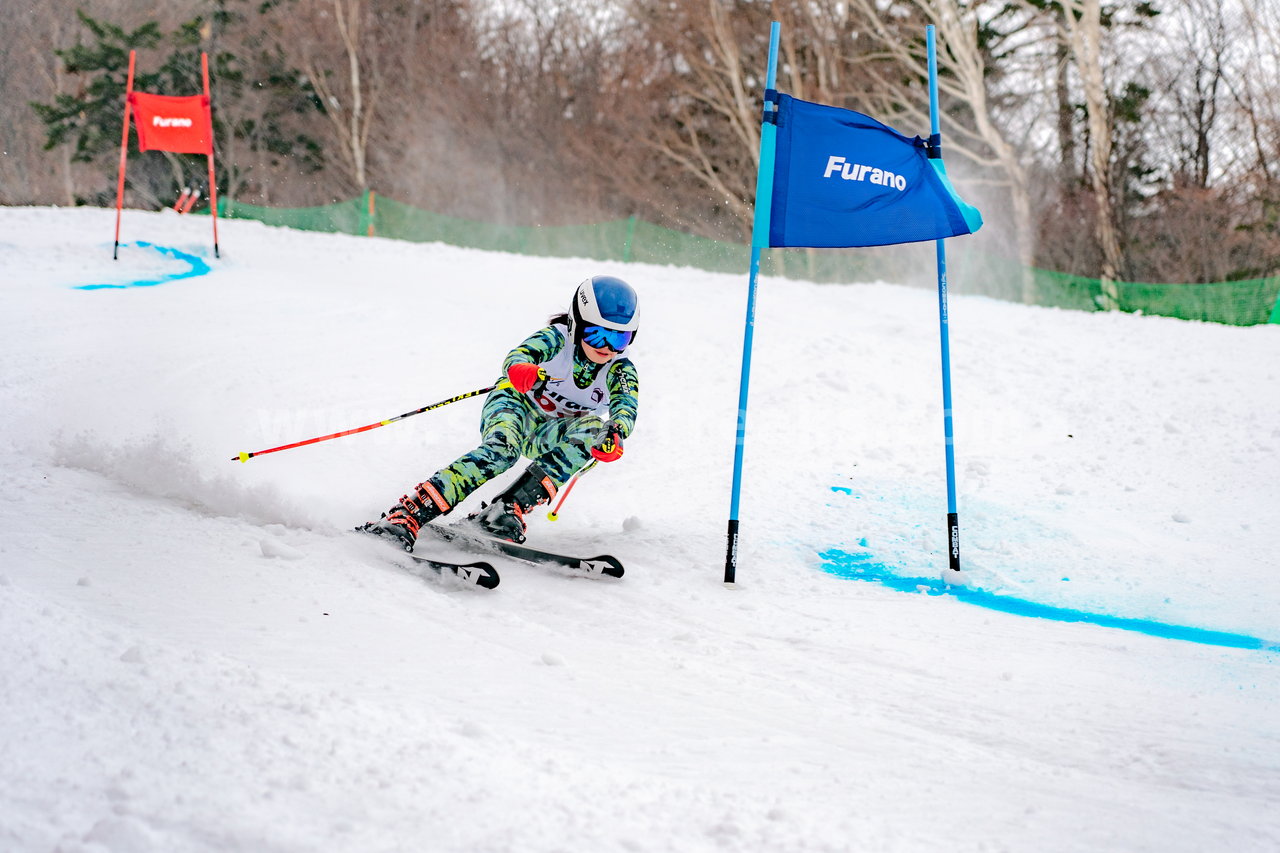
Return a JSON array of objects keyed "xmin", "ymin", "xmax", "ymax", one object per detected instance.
[
  {"xmin": 946, "ymin": 246, "xmax": 1280, "ymax": 325},
  {"xmin": 217, "ymin": 193, "xmax": 1280, "ymax": 326},
  {"xmin": 219, "ymin": 197, "xmax": 367, "ymax": 236}
]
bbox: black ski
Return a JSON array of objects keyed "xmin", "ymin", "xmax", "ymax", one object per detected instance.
[
  {"xmin": 404, "ymin": 552, "xmax": 501, "ymax": 589},
  {"xmin": 418, "ymin": 523, "xmax": 625, "ymax": 578},
  {"xmin": 355, "ymin": 527, "xmax": 500, "ymax": 589}
]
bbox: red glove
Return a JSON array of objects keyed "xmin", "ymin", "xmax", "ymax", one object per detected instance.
[
  {"xmin": 590, "ymin": 422, "xmax": 625, "ymax": 463},
  {"xmin": 507, "ymin": 362, "xmax": 548, "ymax": 394}
]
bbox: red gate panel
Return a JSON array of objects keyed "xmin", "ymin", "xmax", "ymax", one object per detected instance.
[{"xmin": 128, "ymin": 93, "xmax": 213, "ymax": 155}]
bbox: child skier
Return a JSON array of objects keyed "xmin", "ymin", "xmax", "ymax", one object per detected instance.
[{"xmin": 361, "ymin": 274, "xmax": 640, "ymax": 548}]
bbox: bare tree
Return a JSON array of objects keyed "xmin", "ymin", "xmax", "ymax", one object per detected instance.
[
  {"xmin": 842, "ymin": 0, "xmax": 1047, "ymax": 299},
  {"xmin": 286, "ymin": 0, "xmax": 384, "ymax": 192},
  {"xmin": 1167, "ymin": 0, "xmax": 1227, "ymax": 189},
  {"xmin": 358, "ymin": 1, "xmax": 497, "ymax": 216},
  {"xmin": 1219, "ymin": 0, "xmax": 1280, "ymax": 279},
  {"xmin": 1060, "ymin": 0, "xmax": 1124, "ymax": 292},
  {"xmin": 618, "ymin": 0, "xmax": 909, "ymax": 240},
  {"xmin": 1, "ymin": 0, "xmax": 170, "ymax": 205},
  {"xmin": 613, "ymin": 0, "xmax": 772, "ymax": 238},
  {"xmin": 1232, "ymin": 0, "xmax": 1280, "ymax": 191}
]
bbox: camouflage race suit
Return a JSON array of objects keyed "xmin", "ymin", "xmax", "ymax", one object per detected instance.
[{"xmin": 427, "ymin": 322, "xmax": 639, "ymax": 508}]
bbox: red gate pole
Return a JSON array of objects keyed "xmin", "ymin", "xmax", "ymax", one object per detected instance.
[
  {"xmin": 112, "ymin": 50, "xmax": 137, "ymax": 260},
  {"xmin": 202, "ymin": 53, "xmax": 220, "ymax": 258}
]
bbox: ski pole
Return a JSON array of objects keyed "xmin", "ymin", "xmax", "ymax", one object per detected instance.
[
  {"xmin": 547, "ymin": 460, "xmax": 597, "ymax": 521},
  {"xmin": 232, "ymin": 384, "xmax": 496, "ymax": 463}
]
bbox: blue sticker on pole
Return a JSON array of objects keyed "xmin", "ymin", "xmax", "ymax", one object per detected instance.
[{"xmin": 767, "ymin": 94, "xmax": 982, "ymax": 248}]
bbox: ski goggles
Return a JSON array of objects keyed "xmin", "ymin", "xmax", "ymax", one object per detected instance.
[{"xmin": 582, "ymin": 325, "xmax": 633, "ymax": 352}]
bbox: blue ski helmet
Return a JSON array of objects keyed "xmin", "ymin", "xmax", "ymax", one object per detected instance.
[{"xmin": 568, "ymin": 275, "xmax": 639, "ymax": 350}]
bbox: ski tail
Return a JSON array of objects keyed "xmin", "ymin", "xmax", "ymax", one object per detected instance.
[
  {"xmin": 355, "ymin": 525, "xmax": 500, "ymax": 589},
  {"xmin": 406, "ymin": 553, "xmax": 500, "ymax": 589}
]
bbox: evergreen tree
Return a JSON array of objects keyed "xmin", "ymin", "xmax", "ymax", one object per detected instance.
[{"xmin": 31, "ymin": 6, "xmax": 322, "ymax": 208}]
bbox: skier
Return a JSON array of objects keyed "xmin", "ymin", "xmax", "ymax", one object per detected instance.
[{"xmin": 361, "ymin": 274, "xmax": 640, "ymax": 549}]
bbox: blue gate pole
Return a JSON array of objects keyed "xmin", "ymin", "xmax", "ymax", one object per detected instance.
[
  {"xmin": 927, "ymin": 26, "xmax": 963, "ymax": 582},
  {"xmin": 724, "ymin": 21, "xmax": 781, "ymax": 587}
]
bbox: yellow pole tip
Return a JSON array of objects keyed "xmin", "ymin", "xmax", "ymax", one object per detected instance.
[
  {"xmin": 547, "ymin": 512, "xmax": 559, "ymax": 521},
  {"xmin": 238, "ymin": 452, "xmax": 250, "ymax": 463}
]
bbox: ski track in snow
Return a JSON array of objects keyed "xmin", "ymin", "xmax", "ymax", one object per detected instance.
[{"xmin": 1, "ymin": 206, "xmax": 1278, "ymax": 852}]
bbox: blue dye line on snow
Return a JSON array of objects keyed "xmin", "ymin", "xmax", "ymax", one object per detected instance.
[
  {"xmin": 819, "ymin": 548, "xmax": 1278, "ymax": 652},
  {"xmin": 76, "ymin": 241, "xmax": 211, "ymax": 290}
]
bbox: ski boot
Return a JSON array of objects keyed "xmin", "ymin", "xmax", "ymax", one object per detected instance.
[
  {"xmin": 359, "ymin": 478, "xmax": 452, "ymax": 551},
  {"xmin": 472, "ymin": 463, "xmax": 558, "ymax": 543}
]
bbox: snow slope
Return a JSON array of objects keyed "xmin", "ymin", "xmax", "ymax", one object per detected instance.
[{"xmin": 1, "ymin": 205, "xmax": 1277, "ymax": 852}]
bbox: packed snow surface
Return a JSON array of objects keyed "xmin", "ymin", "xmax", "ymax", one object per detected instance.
[{"xmin": 1, "ymin": 206, "xmax": 1277, "ymax": 852}]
